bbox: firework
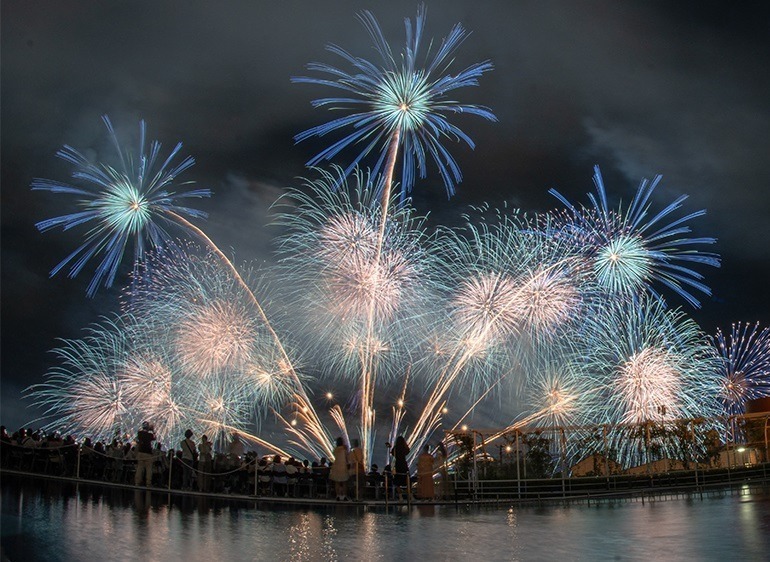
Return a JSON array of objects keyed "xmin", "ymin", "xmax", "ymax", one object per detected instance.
[
  {"xmin": 26, "ymin": 317, "xmax": 137, "ymax": 441},
  {"xmin": 128, "ymin": 244, "xmax": 304, "ymax": 416},
  {"xmin": 32, "ymin": 116, "xmax": 211, "ymax": 296},
  {"xmin": 525, "ymin": 361, "xmax": 595, "ymax": 430},
  {"xmin": 584, "ymin": 297, "xmax": 720, "ymax": 423},
  {"xmin": 578, "ymin": 296, "xmax": 723, "ymax": 465},
  {"xmin": 273, "ymin": 169, "xmax": 439, "ymax": 462},
  {"xmin": 116, "ymin": 352, "xmax": 183, "ymax": 439},
  {"xmin": 293, "ymin": 3, "xmax": 496, "ymax": 204},
  {"xmin": 712, "ymin": 322, "xmax": 770, "ymax": 417},
  {"xmin": 549, "ymin": 166, "xmax": 720, "ymax": 308},
  {"xmin": 429, "ymin": 211, "xmax": 586, "ymax": 391},
  {"xmin": 274, "ymin": 169, "xmax": 435, "ymax": 379},
  {"xmin": 174, "ymin": 300, "xmax": 257, "ymax": 376}
]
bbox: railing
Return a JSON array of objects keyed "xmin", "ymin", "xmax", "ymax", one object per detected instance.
[
  {"xmin": 0, "ymin": 440, "xmax": 416, "ymax": 502},
  {"xmin": 448, "ymin": 462, "xmax": 770, "ymax": 503}
]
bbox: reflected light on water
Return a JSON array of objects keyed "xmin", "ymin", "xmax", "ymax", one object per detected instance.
[{"xmin": 1, "ymin": 476, "xmax": 769, "ymax": 561}]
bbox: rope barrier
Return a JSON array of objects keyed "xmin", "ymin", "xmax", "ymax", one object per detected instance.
[{"xmin": 175, "ymin": 456, "xmax": 257, "ymax": 477}]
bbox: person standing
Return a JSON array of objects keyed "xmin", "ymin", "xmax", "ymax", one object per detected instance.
[
  {"xmin": 180, "ymin": 429, "xmax": 197, "ymax": 490},
  {"xmin": 391, "ymin": 435, "xmax": 411, "ymax": 501},
  {"xmin": 435, "ymin": 441, "xmax": 449, "ymax": 499},
  {"xmin": 134, "ymin": 422, "xmax": 155, "ymax": 487},
  {"xmin": 348, "ymin": 438, "xmax": 366, "ymax": 500},
  {"xmin": 416, "ymin": 445, "xmax": 435, "ymax": 500},
  {"xmin": 197, "ymin": 435, "xmax": 213, "ymax": 492},
  {"xmin": 227, "ymin": 432, "xmax": 245, "ymax": 466},
  {"xmin": 227, "ymin": 432, "xmax": 246, "ymax": 492},
  {"xmin": 329, "ymin": 437, "xmax": 350, "ymax": 501}
]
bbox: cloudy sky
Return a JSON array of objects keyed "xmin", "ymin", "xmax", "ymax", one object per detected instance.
[{"xmin": 2, "ymin": 1, "xmax": 769, "ymax": 431}]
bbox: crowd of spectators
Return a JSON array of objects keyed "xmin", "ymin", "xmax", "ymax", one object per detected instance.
[{"xmin": 0, "ymin": 425, "xmax": 443, "ymax": 501}]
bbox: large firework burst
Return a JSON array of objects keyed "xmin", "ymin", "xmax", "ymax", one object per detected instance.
[
  {"xmin": 273, "ymin": 168, "xmax": 439, "ymax": 462},
  {"xmin": 549, "ymin": 166, "xmax": 720, "ymax": 308},
  {"xmin": 579, "ymin": 296, "xmax": 723, "ymax": 465},
  {"xmin": 273, "ymin": 168, "xmax": 435, "ymax": 381},
  {"xmin": 32, "ymin": 116, "xmax": 211, "ymax": 296},
  {"xmin": 293, "ymin": 3, "xmax": 496, "ymax": 203},
  {"xmin": 26, "ymin": 317, "xmax": 139, "ymax": 441},
  {"xmin": 431, "ymin": 210, "xmax": 586, "ymax": 391},
  {"xmin": 584, "ymin": 296, "xmax": 721, "ymax": 425}
]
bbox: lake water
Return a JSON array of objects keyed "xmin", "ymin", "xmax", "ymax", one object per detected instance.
[{"xmin": 2, "ymin": 474, "xmax": 769, "ymax": 561}]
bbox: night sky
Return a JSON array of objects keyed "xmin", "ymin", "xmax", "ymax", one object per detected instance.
[{"xmin": 2, "ymin": 1, "xmax": 770, "ymax": 432}]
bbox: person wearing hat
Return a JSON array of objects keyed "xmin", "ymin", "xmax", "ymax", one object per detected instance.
[{"xmin": 134, "ymin": 421, "xmax": 156, "ymax": 487}]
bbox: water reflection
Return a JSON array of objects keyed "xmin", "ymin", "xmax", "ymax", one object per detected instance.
[{"xmin": 2, "ymin": 474, "xmax": 770, "ymax": 561}]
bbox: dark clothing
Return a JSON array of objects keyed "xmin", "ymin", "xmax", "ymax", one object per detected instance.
[
  {"xmin": 136, "ymin": 429, "xmax": 155, "ymax": 454},
  {"xmin": 391, "ymin": 440, "xmax": 410, "ymax": 487}
]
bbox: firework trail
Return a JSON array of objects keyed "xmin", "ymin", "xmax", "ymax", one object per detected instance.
[
  {"xmin": 273, "ymin": 169, "xmax": 438, "ymax": 462},
  {"xmin": 32, "ymin": 116, "xmax": 211, "ymax": 297},
  {"xmin": 548, "ymin": 166, "xmax": 720, "ymax": 308},
  {"xmin": 293, "ymin": 5, "xmax": 495, "ymax": 465},
  {"xmin": 32, "ymin": 118, "xmax": 309, "ymax": 441}
]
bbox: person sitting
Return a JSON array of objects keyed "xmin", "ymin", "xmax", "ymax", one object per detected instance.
[
  {"xmin": 257, "ymin": 458, "xmax": 272, "ymax": 495},
  {"xmin": 367, "ymin": 464, "xmax": 383, "ymax": 499},
  {"xmin": 315, "ymin": 458, "xmax": 330, "ymax": 497},
  {"xmin": 416, "ymin": 445, "xmax": 435, "ymax": 500},
  {"xmin": 285, "ymin": 457, "xmax": 299, "ymax": 497},
  {"xmin": 272, "ymin": 455, "xmax": 287, "ymax": 497}
]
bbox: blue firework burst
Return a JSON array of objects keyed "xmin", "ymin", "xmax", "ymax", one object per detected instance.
[
  {"xmin": 293, "ymin": 3, "xmax": 496, "ymax": 202},
  {"xmin": 549, "ymin": 165, "xmax": 720, "ymax": 308},
  {"xmin": 712, "ymin": 322, "xmax": 770, "ymax": 417},
  {"xmin": 32, "ymin": 115, "xmax": 211, "ymax": 296}
]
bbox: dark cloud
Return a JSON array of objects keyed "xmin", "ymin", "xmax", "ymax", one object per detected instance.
[{"xmin": 2, "ymin": 1, "xmax": 769, "ymax": 430}]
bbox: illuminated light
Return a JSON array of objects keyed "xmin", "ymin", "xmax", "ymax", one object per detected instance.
[
  {"xmin": 397, "ymin": 399, "xmax": 404, "ymax": 408},
  {"xmin": 461, "ymin": 425, "xmax": 468, "ymax": 432},
  {"xmin": 291, "ymin": 419, "xmax": 298, "ymax": 427},
  {"xmin": 326, "ymin": 392, "xmax": 333, "ymax": 400},
  {"xmin": 442, "ymin": 407, "xmax": 448, "ymax": 414},
  {"xmin": 737, "ymin": 447, "xmax": 746, "ymax": 453},
  {"xmin": 505, "ymin": 445, "xmax": 512, "ymax": 453}
]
